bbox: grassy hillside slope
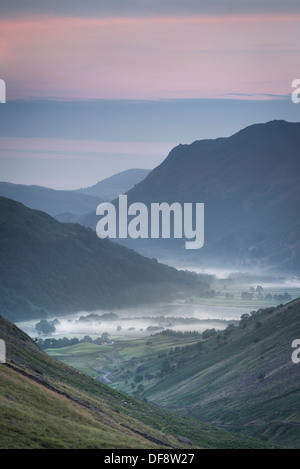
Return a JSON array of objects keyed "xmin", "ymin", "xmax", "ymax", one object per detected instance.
[
  {"xmin": 0, "ymin": 316, "xmax": 266, "ymax": 449},
  {"xmin": 141, "ymin": 299, "xmax": 300, "ymax": 448}
]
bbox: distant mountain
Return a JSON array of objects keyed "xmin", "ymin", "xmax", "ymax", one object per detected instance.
[
  {"xmin": 75, "ymin": 168, "xmax": 151, "ymax": 200},
  {"xmin": 70, "ymin": 168, "xmax": 151, "ymax": 228},
  {"xmin": 0, "ymin": 181, "xmax": 102, "ymax": 217},
  {"xmin": 0, "ymin": 169, "xmax": 150, "ymax": 224},
  {"xmin": 83, "ymin": 120, "xmax": 300, "ymax": 272},
  {"xmin": 0, "ymin": 197, "xmax": 207, "ymax": 322},
  {"xmin": 0, "ymin": 315, "xmax": 266, "ymax": 449}
]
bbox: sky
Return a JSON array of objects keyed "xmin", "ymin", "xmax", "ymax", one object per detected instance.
[{"xmin": 0, "ymin": 1, "xmax": 299, "ymax": 189}]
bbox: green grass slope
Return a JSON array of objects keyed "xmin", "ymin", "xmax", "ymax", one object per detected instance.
[
  {"xmin": 141, "ymin": 299, "xmax": 300, "ymax": 448},
  {"xmin": 0, "ymin": 316, "xmax": 267, "ymax": 449}
]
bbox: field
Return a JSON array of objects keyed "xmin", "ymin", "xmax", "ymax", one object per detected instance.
[{"xmin": 46, "ymin": 332, "xmax": 202, "ymax": 393}]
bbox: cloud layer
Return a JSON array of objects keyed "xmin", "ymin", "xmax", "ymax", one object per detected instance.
[
  {"xmin": 1, "ymin": 1, "xmax": 299, "ymax": 189},
  {"xmin": 1, "ymin": 1, "xmax": 300, "ymax": 18},
  {"xmin": 1, "ymin": 14, "xmax": 299, "ymax": 100}
]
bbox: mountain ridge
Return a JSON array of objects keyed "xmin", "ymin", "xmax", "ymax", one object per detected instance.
[
  {"xmin": 75, "ymin": 168, "xmax": 151, "ymax": 199},
  {"xmin": 0, "ymin": 169, "xmax": 151, "ymax": 222},
  {"xmin": 107, "ymin": 120, "xmax": 300, "ymax": 271}
]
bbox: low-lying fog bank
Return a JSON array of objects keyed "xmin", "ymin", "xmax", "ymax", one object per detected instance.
[
  {"xmin": 16, "ymin": 269, "xmax": 300, "ymax": 341},
  {"xmin": 17, "ymin": 302, "xmax": 248, "ymax": 340}
]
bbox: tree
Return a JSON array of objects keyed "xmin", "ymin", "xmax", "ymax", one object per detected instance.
[
  {"xmin": 242, "ymin": 291, "xmax": 254, "ymax": 300},
  {"xmin": 82, "ymin": 335, "xmax": 93, "ymax": 343},
  {"xmin": 134, "ymin": 374, "xmax": 143, "ymax": 383},
  {"xmin": 101, "ymin": 332, "xmax": 110, "ymax": 342},
  {"xmin": 240, "ymin": 313, "xmax": 250, "ymax": 328},
  {"xmin": 161, "ymin": 358, "xmax": 172, "ymax": 374},
  {"xmin": 35, "ymin": 319, "xmax": 56, "ymax": 335},
  {"xmin": 202, "ymin": 328, "xmax": 217, "ymax": 339}
]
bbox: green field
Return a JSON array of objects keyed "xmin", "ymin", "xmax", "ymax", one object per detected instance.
[{"xmin": 46, "ymin": 333, "xmax": 202, "ymax": 391}]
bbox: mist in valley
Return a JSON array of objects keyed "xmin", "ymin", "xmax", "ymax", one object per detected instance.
[
  {"xmin": 17, "ymin": 264, "xmax": 300, "ymax": 342},
  {"xmin": 17, "ymin": 305, "xmax": 236, "ymax": 341}
]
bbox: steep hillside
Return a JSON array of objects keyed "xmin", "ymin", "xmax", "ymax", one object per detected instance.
[
  {"xmin": 0, "ymin": 316, "xmax": 266, "ymax": 449},
  {"xmin": 140, "ymin": 299, "xmax": 300, "ymax": 448},
  {"xmin": 0, "ymin": 197, "xmax": 207, "ymax": 322},
  {"xmin": 83, "ymin": 120, "xmax": 300, "ymax": 272}
]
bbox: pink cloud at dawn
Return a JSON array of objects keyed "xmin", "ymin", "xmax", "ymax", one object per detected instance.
[{"xmin": 1, "ymin": 14, "xmax": 299, "ymax": 100}]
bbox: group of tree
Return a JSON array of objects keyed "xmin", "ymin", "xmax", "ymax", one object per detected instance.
[
  {"xmin": 241, "ymin": 288, "xmax": 292, "ymax": 302},
  {"xmin": 158, "ymin": 329, "xmax": 201, "ymax": 338},
  {"xmin": 35, "ymin": 319, "xmax": 59, "ymax": 335},
  {"xmin": 37, "ymin": 332, "xmax": 111, "ymax": 350}
]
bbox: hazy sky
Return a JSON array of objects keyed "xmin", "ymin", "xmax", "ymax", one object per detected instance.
[{"xmin": 0, "ymin": 1, "xmax": 299, "ymax": 189}]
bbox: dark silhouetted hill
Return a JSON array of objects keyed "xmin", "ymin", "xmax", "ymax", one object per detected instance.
[
  {"xmin": 0, "ymin": 197, "xmax": 206, "ymax": 322},
  {"xmin": 84, "ymin": 120, "xmax": 300, "ymax": 272}
]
